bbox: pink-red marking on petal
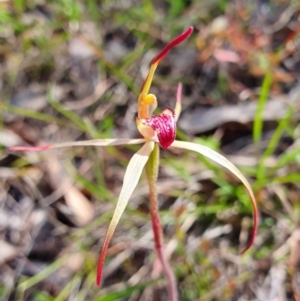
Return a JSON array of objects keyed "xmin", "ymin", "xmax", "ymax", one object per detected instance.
[
  {"xmin": 141, "ymin": 108, "xmax": 176, "ymax": 150},
  {"xmin": 151, "ymin": 26, "xmax": 194, "ymax": 65},
  {"xmin": 8, "ymin": 145, "xmax": 51, "ymax": 152}
]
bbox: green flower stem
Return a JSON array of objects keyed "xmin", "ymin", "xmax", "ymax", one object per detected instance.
[{"xmin": 146, "ymin": 143, "xmax": 178, "ymax": 301}]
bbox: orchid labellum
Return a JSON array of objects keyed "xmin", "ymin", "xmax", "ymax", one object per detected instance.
[{"xmin": 9, "ymin": 26, "xmax": 258, "ymax": 301}]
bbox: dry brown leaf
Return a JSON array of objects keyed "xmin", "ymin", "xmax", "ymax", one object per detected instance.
[
  {"xmin": 47, "ymin": 158, "xmax": 94, "ymax": 226},
  {"xmin": 64, "ymin": 252, "xmax": 84, "ymax": 273},
  {"xmin": 0, "ymin": 240, "xmax": 18, "ymax": 264},
  {"xmin": 64, "ymin": 186, "xmax": 94, "ymax": 226}
]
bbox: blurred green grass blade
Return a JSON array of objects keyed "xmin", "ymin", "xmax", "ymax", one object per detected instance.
[
  {"xmin": 87, "ymin": 0, "xmax": 100, "ymax": 22},
  {"xmin": 75, "ymin": 173, "xmax": 113, "ymax": 200},
  {"xmin": 82, "ymin": 117, "xmax": 100, "ymax": 138},
  {"xmin": 167, "ymin": 0, "xmax": 185, "ymax": 17},
  {"xmin": 0, "ymin": 103, "xmax": 74, "ymax": 127},
  {"xmin": 55, "ymin": 276, "xmax": 81, "ymax": 301},
  {"xmin": 194, "ymin": 204, "xmax": 226, "ymax": 215},
  {"xmin": 106, "ymin": 64, "xmax": 139, "ymax": 94},
  {"xmin": 0, "ymin": 285, "xmax": 9, "ymax": 300},
  {"xmin": 74, "ymin": 272, "xmax": 95, "ymax": 301},
  {"xmin": 86, "ymin": 147, "xmax": 107, "ymax": 190},
  {"xmin": 68, "ymin": 32, "xmax": 138, "ymax": 93},
  {"xmin": 71, "ymin": 210, "xmax": 113, "ymax": 241},
  {"xmin": 33, "ymin": 292, "xmax": 55, "ymax": 301},
  {"xmin": 253, "ymin": 72, "xmax": 272, "ymax": 146},
  {"xmin": 64, "ymin": 159, "xmax": 113, "ymax": 200},
  {"xmin": 143, "ymin": 0, "xmax": 155, "ymax": 16},
  {"xmin": 92, "ymin": 279, "xmax": 158, "ymax": 301},
  {"xmin": 18, "ymin": 255, "xmax": 68, "ymax": 291},
  {"xmin": 81, "ymin": 38, "xmax": 139, "ymax": 94},
  {"xmin": 48, "ymin": 99, "xmax": 89, "ymax": 133},
  {"xmin": 120, "ymin": 45, "xmax": 148, "ymax": 70},
  {"xmin": 262, "ymin": 107, "xmax": 294, "ymax": 159},
  {"xmin": 256, "ymin": 106, "xmax": 294, "ymax": 183},
  {"xmin": 275, "ymin": 146, "xmax": 300, "ymax": 169},
  {"xmin": 47, "ymin": 84, "xmax": 97, "ymax": 134},
  {"xmin": 13, "ymin": 0, "xmax": 25, "ymax": 12},
  {"xmin": 255, "ymin": 173, "xmax": 300, "ymax": 189},
  {"xmin": 274, "ymin": 173, "xmax": 300, "ymax": 184}
]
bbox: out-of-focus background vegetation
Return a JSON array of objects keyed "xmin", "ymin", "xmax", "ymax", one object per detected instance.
[{"xmin": 1, "ymin": 0, "xmax": 300, "ymax": 300}]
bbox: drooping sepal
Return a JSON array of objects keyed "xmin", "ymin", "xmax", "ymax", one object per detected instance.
[
  {"xmin": 96, "ymin": 142, "xmax": 155, "ymax": 286},
  {"xmin": 139, "ymin": 108, "xmax": 176, "ymax": 150},
  {"xmin": 170, "ymin": 140, "xmax": 259, "ymax": 254}
]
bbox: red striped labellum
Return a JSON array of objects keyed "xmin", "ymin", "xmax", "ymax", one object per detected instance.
[{"xmin": 139, "ymin": 108, "xmax": 176, "ymax": 150}]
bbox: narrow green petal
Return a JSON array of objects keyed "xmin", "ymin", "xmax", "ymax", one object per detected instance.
[
  {"xmin": 9, "ymin": 138, "xmax": 146, "ymax": 152},
  {"xmin": 171, "ymin": 140, "xmax": 258, "ymax": 254},
  {"xmin": 96, "ymin": 141, "xmax": 155, "ymax": 286}
]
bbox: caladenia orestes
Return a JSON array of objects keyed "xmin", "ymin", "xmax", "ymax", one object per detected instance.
[{"xmin": 9, "ymin": 26, "xmax": 258, "ymax": 301}]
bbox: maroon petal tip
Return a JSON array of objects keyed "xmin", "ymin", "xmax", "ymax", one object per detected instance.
[{"xmin": 151, "ymin": 26, "xmax": 194, "ymax": 65}]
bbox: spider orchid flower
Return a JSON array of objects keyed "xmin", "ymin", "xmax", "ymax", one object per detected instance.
[{"xmin": 9, "ymin": 26, "xmax": 258, "ymax": 300}]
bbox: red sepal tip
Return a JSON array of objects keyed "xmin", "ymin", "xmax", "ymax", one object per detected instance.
[
  {"xmin": 240, "ymin": 204, "xmax": 259, "ymax": 255},
  {"xmin": 151, "ymin": 26, "xmax": 194, "ymax": 65}
]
